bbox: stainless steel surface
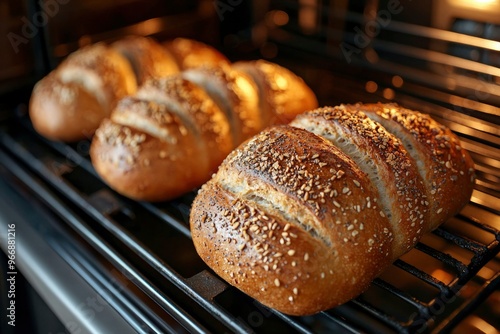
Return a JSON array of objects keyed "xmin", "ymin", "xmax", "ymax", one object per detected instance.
[{"xmin": 0, "ymin": 172, "xmax": 139, "ymax": 334}]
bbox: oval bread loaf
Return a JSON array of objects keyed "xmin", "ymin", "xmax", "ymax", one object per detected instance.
[
  {"xmin": 91, "ymin": 96, "xmax": 214, "ymax": 201},
  {"xmin": 29, "ymin": 43, "xmax": 137, "ymax": 141},
  {"xmin": 189, "ymin": 103, "xmax": 475, "ymax": 316}
]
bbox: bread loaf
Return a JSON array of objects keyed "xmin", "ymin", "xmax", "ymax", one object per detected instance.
[
  {"xmin": 189, "ymin": 103, "xmax": 475, "ymax": 316},
  {"xmin": 29, "ymin": 36, "xmax": 230, "ymax": 141},
  {"xmin": 29, "ymin": 43, "xmax": 137, "ymax": 141},
  {"xmin": 90, "ymin": 61, "xmax": 318, "ymax": 201},
  {"xmin": 91, "ymin": 93, "xmax": 224, "ymax": 201}
]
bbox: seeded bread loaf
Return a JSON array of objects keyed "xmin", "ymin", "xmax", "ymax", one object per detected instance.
[
  {"xmin": 90, "ymin": 62, "xmax": 318, "ymax": 201},
  {"xmin": 90, "ymin": 92, "xmax": 226, "ymax": 201},
  {"xmin": 29, "ymin": 36, "xmax": 229, "ymax": 141},
  {"xmin": 29, "ymin": 43, "xmax": 137, "ymax": 141},
  {"xmin": 189, "ymin": 103, "xmax": 475, "ymax": 316}
]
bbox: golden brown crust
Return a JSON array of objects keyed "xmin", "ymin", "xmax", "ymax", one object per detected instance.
[
  {"xmin": 350, "ymin": 102, "xmax": 476, "ymax": 229},
  {"xmin": 191, "ymin": 126, "xmax": 393, "ymax": 315},
  {"xmin": 182, "ymin": 64, "xmax": 262, "ymax": 144},
  {"xmin": 29, "ymin": 74, "xmax": 109, "ymax": 141},
  {"xmin": 29, "ymin": 43, "xmax": 137, "ymax": 141},
  {"xmin": 90, "ymin": 98, "xmax": 210, "ymax": 201},
  {"xmin": 233, "ymin": 60, "xmax": 318, "ymax": 125},
  {"xmin": 190, "ymin": 103, "xmax": 475, "ymax": 316},
  {"xmin": 59, "ymin": 43, "xmax": 137, "ymax": 102},
  {"xmin": 112, "ymin": 36, "xmax": 179, "ymax": 86},
  {"xmin": 291, "ymin": 106, "xmax": 429, "ymax": 258},
  {"xmin": 163, "ymin": 37, "xmax": 230, "ymax": 70},
  {"xmin": 137, "ymin": 75, "xmax": 233, "ymax": 173}
]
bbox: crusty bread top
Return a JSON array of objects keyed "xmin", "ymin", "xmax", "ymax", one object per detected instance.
[
  {"xmin": 29, "ymin": 73, "xmax": 110, "ymax": 141},
  {"xmin": 191, "ymin": 126, "xmax": 394, "ymax": 315},
  {"xmin": 291, "ymin": 106, "xmax": 429, "ymax": 258},
  {"xmin": 164, "ymin": 37, "xmax": 230, "ymax": 70},
  {"xmin": 91, "ymin": 98, "xmax": 210, "ymax": 201},
  {"xmin": 112, "ymin": 35, "xmax": 179, "ymax": 85},
  {"xmin": 348, "ymin": 103, "xmax": 476, "ymax": 229},
  {"xmin": 182, "ymin": 64, "xmax": 261, "ymax": 144},
  {"xmin": 136, "ymin": 75, "xmax": 233, "ymax": 171},
  {"xmin": 234, "ymin": 60, "xmax": 318, "ymax": 124},
  {"xmin": 190, "ymin": 103, "xmax": 475, "ymax": 316},
  {"xmin": 59, "ymin": 43, "xmax": 137, "ymax": 101}
]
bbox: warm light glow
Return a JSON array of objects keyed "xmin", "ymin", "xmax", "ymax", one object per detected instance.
[
  {"xmin": 299, "ymin": 0, "xmax": 318, "ymax": 34},
  {"xmin": 448, "ymin": 0, "xmax": 500, "ymax": 10},
  {"xmin": 473, "ymin": 0, "xmax": 498, "ymax": 4},
  {"xmin": 267, "ymin": 10, "xmax": 289, "ymax": 26},
  {"xmin": 464, "ymin": 315, "xmax": 499, "ymax": 334},
  {"xmin": 446, "ymin": 78, "xmax": 457, "ymax": 90},
  {"xmin": 365, "ymin": 81, "xmax": 378, "ymax": 93},
  {"xmin": 431, "ymin": 268, "xmax": 454, "ymax": 284},
  {"xmin": 260, "ymin": 42, "xmax": 278, "ymax": 59},
  {"xmin": 78, "ymin": 35, "xmax": 92, "ymax": 48},
  {"xmin": 365, "ymin": 49, "xmax": 379, "ymax": 64},
  {"xmin": 383, "ymin": 88, "xmax": 395, "ymax": 100},
  {"xmin": 392, "ymin": 76, "xmax": 404, "ymax": 88}
]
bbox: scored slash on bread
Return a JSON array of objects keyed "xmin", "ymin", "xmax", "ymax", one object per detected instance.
[
  {"xmin": 351, "ymin": 103, "xmax": 475, "ymax": 229},
  {"xmin": 291, "ymin": 106, "xmax": 429, "ymax": 258},
  {"xmin": 29, "ymin": 43, "xmax": 138, "ymax": 141},
  {"xmin": 182, "ymin": 64, "xmax": 262, "ymax": 145},
  {"xmin": 189, "ymin": 103, "xmax": 475, "ymax": 316},
  {"xmin": 234, "ymin": 59, "xmax": 319, "ymax": 125}
]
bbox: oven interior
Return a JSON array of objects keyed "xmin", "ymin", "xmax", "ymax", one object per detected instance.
[{"xmin": 0, "ymin": 0, "xmax": 499, "ymax": 333}]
